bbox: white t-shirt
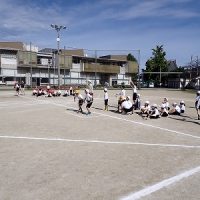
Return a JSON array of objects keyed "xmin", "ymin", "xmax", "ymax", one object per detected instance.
[
  {"xmin": 180, "ymin": 104, "xmax": 185, "ymax": 111},
  {"xmin": 151, "ymin": 108, "xmax": 160, "ymax": 116},
  {"xmin": 175, "ymin": 105, "xmax": 181, "ymax": 113},
  {"xmin": 75, "ymin": 94, "xmax": 83, "ymax": 100},
  {"xmin": 85, "ymin": 93, "xmax": 93, "ymax": 102},
  {"xmin": 122, "ymin": 100, "xmax": 132, "ymax": 109},
  {"xmin": 104, "ymin": 92, "xmax": 108, "ymax": 100},
  {"xmin": 162, "ymin": 102, "xmax": 169, "ymax": 109}
]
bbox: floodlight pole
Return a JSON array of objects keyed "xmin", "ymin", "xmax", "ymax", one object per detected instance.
[{"xmin": 51, "ymin": 24, "xmax": 66, "ymax": 88}]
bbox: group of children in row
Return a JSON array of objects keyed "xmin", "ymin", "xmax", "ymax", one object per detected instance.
[
  {"xmin": 140, "ymin": 98, "xmax": 186, "ymax": 119},
  {"xmin": 29, "ymin": 80, "xmax": 200, "ymax": 120},
  {"xmin": 32, "ymin": 87, "xmax": 62, "ymax": 97},
  {"xmin": 32, "ymin": 85, "xmax": 80, "ymax": 98}
]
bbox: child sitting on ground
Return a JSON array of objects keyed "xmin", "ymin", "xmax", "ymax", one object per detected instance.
[
  {"xmin": 179, "ymin": 100, "xmax": 185, "ymax": 114},
  {"xmin": 149, "ymin": 104, "xmax": 160, "ymax": 119},
  {"xmin": 140, "ymin": 101, "xmax": 151, "ymax": 118},
  {"xmin": 169, "ymin": 102, "xmax": 181, "ymax": 115},
  {"xmin": 160, "ymin": 104, "xmax": 169, "ymax": 117}
]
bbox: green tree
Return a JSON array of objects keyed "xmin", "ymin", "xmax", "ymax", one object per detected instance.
[
  {"xmin": 144, "ymin": 45, "xmax": 168, "ymax": 86},
  {"xmin": 127, "ymin": 53, "xmax": 137, "ymax": 62}
]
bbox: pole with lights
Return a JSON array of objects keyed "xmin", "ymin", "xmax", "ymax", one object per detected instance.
[{"xmin": 50, "ymin": 24, "xmax": 66, "ymax": 88}]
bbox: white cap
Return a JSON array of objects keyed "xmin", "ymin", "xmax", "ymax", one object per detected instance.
[
  {"xmin": 173, "ymin": 102, "xmax": 177, "ymax": 106},
  {"xmin": 137, "ymin": 94, "xmax": 140, "ymax": 97},
  {"xmin": 161, "ymin": 104, "xmax": 165, "ymax": 108},
  {"xmin": 197, "ymin": 91, "xmax": 200, "ymax": 94},
  {"xmin": 180, "ymin": 100, "xmax": 184, "ymax": 104},
  {"xmin": 126, "ymin": 96, "xmax": 130, "ymax": 100},
  {"xmin": 145, "ymin": 101, "xmax": 150, "ymax": 104},
  {"xmin": 104, "ymin": 88, "xmax": 107, "ymax": 92},
  {"xmin": 88, "ymin": 80, "xmax": 92, "ymax": 83},
  {"xmin": 152, "ymin": 104, "xmax": 157, "ymax": 108}
]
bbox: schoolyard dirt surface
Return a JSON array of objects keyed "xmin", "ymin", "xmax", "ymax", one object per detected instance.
[{"xmin": 0, "ymin": 88, "xmax": 199, "ymax": 200}]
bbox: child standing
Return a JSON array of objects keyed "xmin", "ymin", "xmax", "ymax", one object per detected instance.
[
  {"xmin": 74, "ymin": 91, "xmax": 84, "ymax": 114},
  {"xmin": 104, "ymin": 88, "xmax": 109, "ymax": 111},
  {"xmin": 134, "ymin": 94, "xmax": 141, "ymax": 110},
  {"xmin": 84, "ymin": 89, "xmax": 93, "ymax": 115}
]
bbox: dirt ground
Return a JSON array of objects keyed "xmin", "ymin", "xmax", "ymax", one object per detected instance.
[{"xmin": 0, "ymin": 88, "xmax": 199, "ymax": 200}]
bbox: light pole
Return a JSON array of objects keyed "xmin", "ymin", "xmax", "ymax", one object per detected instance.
[{"xmin": 50, "ymin": 24, "xmax": 66, "ymax": 88}]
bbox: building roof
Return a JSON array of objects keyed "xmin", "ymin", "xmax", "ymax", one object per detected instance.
[{"xmin": 0, "ymin": 42, "xmax": 24, "ymax": 50}]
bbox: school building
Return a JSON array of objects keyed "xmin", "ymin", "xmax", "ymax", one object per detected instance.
[{"xmin": 0, "ymin": 42, "xmax": 138, "ymax": 87}]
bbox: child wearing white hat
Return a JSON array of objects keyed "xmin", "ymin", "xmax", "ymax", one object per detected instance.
[
  {"xmin": 149, "ymin": 104, "xmax": 160, "ymax": 119},
  {"xmin": 84, "ymin": 89, "xmax": 93, "ymax": 115},
  {"xmin": 104, "ymin": 88, "xmax": 109, "ymax": 111},
  {"xmin": 160, "ymin": 104, "xmax": 169, "ymax": 117},
  {"xmin": 169, "ymin": 102, "xmax": 181, "ymax": 115}
]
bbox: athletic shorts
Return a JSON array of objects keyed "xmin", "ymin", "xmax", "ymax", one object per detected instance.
[
  {"xmin": 133, "ymin": 93, "xmax": 137, "ymax": 101},
  {"xmin": 86, "ymin": 102, "xmax": 92, "ymax": 108},
  {"xmin": 79, "ymin": 99, "xmax": 83, "ymax": 106},
  {"xmin": 104, "ymin": 99, "xmax": 108, "ymax": 106}
]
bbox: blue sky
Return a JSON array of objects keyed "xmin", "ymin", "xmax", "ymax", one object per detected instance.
[{"xmin": 0, "ymin": 0, "xmax": 199, "ymax": 68}]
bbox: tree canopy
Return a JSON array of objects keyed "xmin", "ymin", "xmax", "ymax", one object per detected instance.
[
  {"xmin": 127, "ymin": 53, "xmax": 137, "ymax": 62},
  {"xmin": 144, "ymin": 45, "xmax": 168, "ymax": 85}
]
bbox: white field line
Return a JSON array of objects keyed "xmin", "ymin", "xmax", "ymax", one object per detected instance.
[
  {"xmin": 91, "ymin": 111, "xmax": 200, "ymax": 140},
  {"xmin": 120, "ymin": 165, "xmax": 200, "ymax": 200},
  {"xmin": 0, "ymin": 135, "xmax": 200, "ymax": 149},
  {"xmin": 19, "ymin": 95, "xmax": 200, "ymax": 140}
]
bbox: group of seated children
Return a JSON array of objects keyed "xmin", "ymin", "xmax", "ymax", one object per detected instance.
[
  {"xmin": 32, "ymin": 87, "xmax": 62, "ymax": 97},
  {"xmin": 32, "ymin": 85, "xmax": 80, "ymax": 97},
  {"xmin": 140, "ymin": 97, "xmax": 186, "ymax": 119}
]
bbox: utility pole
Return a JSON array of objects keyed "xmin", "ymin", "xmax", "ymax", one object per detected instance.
[{"xmin": 50, "ymin": 24, "xmax": 66, "ymax": 88}]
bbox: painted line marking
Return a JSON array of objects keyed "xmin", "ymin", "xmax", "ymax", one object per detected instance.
[
  {"xmin": 120, "ymin": 165, "xmax": 200, "ymax": 200},
  {"xmin": 0, "ymin": 135, "xmax": 200, "ymax": 149},
  {"xmin": 92, "ymin": 111, "xmax": 200, "ymax": 140},
  {"xmin": 18, "ymin": 95, "xmax": 200, "ymax": 140}
]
